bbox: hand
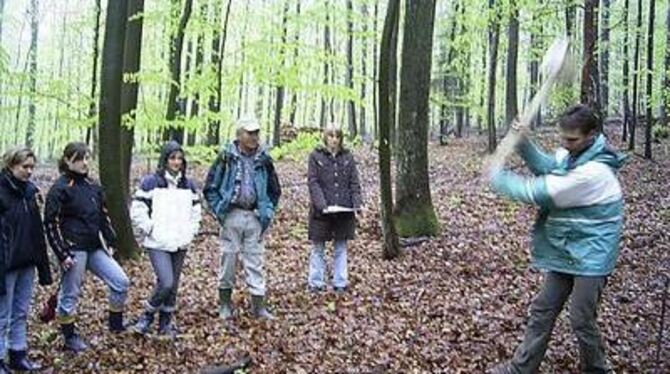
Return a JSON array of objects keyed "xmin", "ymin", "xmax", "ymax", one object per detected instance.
[
  {"xmin": 61, "ymin": 256, "xmax": 76, "ymax": 271},
  {"xmin": 510, "ymin": 118, "xmax": 530, "ymax": 137}
]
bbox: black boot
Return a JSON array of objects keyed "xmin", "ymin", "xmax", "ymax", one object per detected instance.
[
  {"xmin": 218, "ymin": 288, "xmax": 234, "ymax": 320},
  {"xmin": 131, "ymin": 311, "xmax": 155, "ymax": 335},
  {"xmin": 61, "ymin": 323, "xmax": 88, "ymax": 353},
  {"xmin": 157, "ymin": 311, "xmax": 177, "ymax": 340},
  {"xmin": 109, "ymin": 310, "xmax": 125, "ymax": 332},
  {"xmin": 0, "ymin": 359, "xmax": 10, "ymax": 374},
  {"xmin": 8, "ymin": 350, "xmax": 42, "ymax": 371}
]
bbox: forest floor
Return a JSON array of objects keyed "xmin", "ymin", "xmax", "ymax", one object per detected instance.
[{"xmin": 27, "ymin": 124, "xmax": 670, "ymax": 373}]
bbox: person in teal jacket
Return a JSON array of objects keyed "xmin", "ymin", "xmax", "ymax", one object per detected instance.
[
  {"xmin": 203, "ymin": 116, "xmax": 281, "ymax": 321},
  {"xmin": 488, "ymin": 104, "xmax": 626, "ymax": 374}
]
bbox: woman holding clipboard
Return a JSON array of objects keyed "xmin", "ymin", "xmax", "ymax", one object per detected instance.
[{"xmin": 306, "ymin": 126, "xmax": 361, "ymax": 294}]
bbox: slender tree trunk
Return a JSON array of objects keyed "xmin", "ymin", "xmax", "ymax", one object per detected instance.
[
  {"xmin": 120, "ymin": 0, "xmax": 145, "ymax": 201},
  {"xmin": 372, "ymin": 0, "xmax": 379, "ymax": 139},
  {"xmin": 439, "ymin": 1, "xmax": 460, "ymax": 145},
  {"xmin": 565, "ymin": 0, "xmax": 576, "ymax": 37},
  {"xmin": 378, "ymin": 0, "xmax": 400, "ymax": 260},
  {"xmin": 0, "ymin": 0, "xmax": 5, "ymax": 114},
  {"xmin": 345, "ymin": 0, "xmax": 357, "ymax": 137},
  {"xmin": 289, "ymin": 0, "xmax": 301, "ymax": 125},
  {"xmin": 207, "ymin": 0, "xmax": 232, "ymax": 145},
  {"xmin": 273, "ymin": 0, "xmax": 289, "ymax": 147},
  {"xmin": 600, "ymin": 0, "xmax": 610, "ymax": 116},
  {"xmin": 359, "ymin": 1, "xmax": 368, "ymax": 139},
  {"xmin": 644, "ymin": 0, "xmax": 655, "ymax": 159},
  {"xmin": 394, "ymin": 0, "xmax": 439, "ymax": 237},
  {"xmin": 505, "ymin": 0, "xmax": 519, "ymax": 127},
  {"xmin": 630, "ymin": 0, "xmax": 642, "ymax": 151},
  {"xmin": 165, "ymin": 0, "xmax": 194, "ymax": 144},
  {"xmin": 236, "ymin": 0, "xmax": 250, "ymax": 119},
  {"xmin": 98, "ymin": 0, "xmax": 138, "ymax": 260},
  {"xmin": 187, "ymin": 1, "xmax": 206, "ymax": 147},
  {"xmin": 659, "ymin": 0, "xmax": 670, "ymax": 128},
  {"xmin": 319, "ymin": 0, "xmax": 331, "ymax": 128},
  {"xmin": 581, "ymin": 0, "xmax": 601, "ymax": 124},
  {"xmin": 529, "ymin": 0, "xmax": 542, "ymax": 129},
  {"xmin": 622, "ymin": 0, "xmax": 631, "ymax": 141},
  {"xmin": 455, "ymin": 2, "xmax": 468, "ymax": 138},
  {"xmin": 25, "ymin": 0, "xmax": 39, "ymax": 148},
  {"xmin": 86, "ymin": 0, "xmax": 102, "ymax": 147},
  {"xmin": 487, "ymin": 0, "xmax": 500, "ymax": 153}
]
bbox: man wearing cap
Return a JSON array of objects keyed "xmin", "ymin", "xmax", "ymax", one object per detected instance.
[{"xmin": 203, "ymin": 116, "xmax": 281, "ymax": 320}]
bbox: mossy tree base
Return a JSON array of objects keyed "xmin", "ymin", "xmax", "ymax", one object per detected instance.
[{"xmin": 393, "ymin": 202, "xmax": 440, "ymax": 237}]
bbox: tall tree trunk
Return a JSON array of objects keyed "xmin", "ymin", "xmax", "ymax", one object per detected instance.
[
  {"xmin": 98, "ymin": 0, "xmax": 138, "ymax": 260},
  {"xmin": 378, "ymin": 0, "xmax": 400, "ymax": 259},
  {"xmin": 320, "ymin": 0, "xmax": 331, "ymax": 128},
  {"xmin": 164, "ymin": 0, "xmax": 194, "ymax": 144},
  {"xmin": 529, "ymin": 0, "xmax": 542, "ymax": 129},
  {"xmin": 622, "ymin": 0, "xmax": 631, "ymax": 141},
  {"xmin": 25, "ymin": 0, "xmax": 38, "ymax": 148},
  {"xmin": 236, "ymin": 0, "xmax": 250, "ymax": 119},
  {"xmin": 439, "ymin": 1, "xmax": 460, "ymax": 145},
  {"xmin": 659, "ymin": 0, "xmax": 670, "ymax": 128},
  {"xmin": 345, "ymin": 0, "xmax": 357, "ymax": 137},
  {"xmin": 600, "ymin": 0, "xmax": 610, "ymax": 116},
  {"xmin": 207, "ymin": 0, "xmax": 232, "ymax": 145},
  {"xmin": 505, "ymin": 0, "xmax": 519, "ymax": 126},
  {"xmin": 120, "ymin": 0, "xmax": 145, "ymax": 201},
  {"xmin": 86, "ymin": 0, "xmax": 102, "ymax": 147},
  {"xmin": 359, "ymin": 1, "xmax": 368, "ymax": 138},
  {"xmin": 187, "ymin": 1, "xmax": 207, "ymax": 147},
  {"xmin": 0, "ymin": 0, "xmax": 5, "ymax": 113},
  {"xmin": 289, "ymin": 0, "xmax": 301, "ymax": 125},
  {"xmin": 394, "ymin": 0, "xmax": 439, "ymax": 237},
  {"xmin": 273, "ymin": 0, "xmax": 289, "ymax": 147},
  {"xmin": 630, "ymin": 0, "xmax": 642, "ymax": 151},
  {"xmin": 487, "ymin": 0, "xmax": 500, "ymax": 153},
  {"xmin": 455, "ymin": 2, "xmax": 468, "ymax": 138},
  {"xmin": 581, "ymin": 0, "xmax": 601, "ymax": 124},
  {"xmin": 565, "ymin": 0, "xmax": 576, "ymax": 37},
  {"xmin": 644, "ymin": 0, "xmax": 655, "ymax": 159},
  {"xmin": 372, "ymin": 0, "xmax": 379, "ymax": 139}
]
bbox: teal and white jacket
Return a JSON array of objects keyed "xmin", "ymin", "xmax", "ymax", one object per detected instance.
[{"xmin": 490, "ymin": 134, "xmax": 626, "ymax": 276}]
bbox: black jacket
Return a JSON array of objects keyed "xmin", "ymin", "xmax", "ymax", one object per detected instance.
[
  {"xmin": 0, "ymin": 171, "xmax": 53, "ymax": 294},
  {"xmin": 307, "ymin": 147, "xmax": 361, "ymax": 242},
  {"xmin": 44, "ymin": 171, "xmax": 117, "ymax": 261}
]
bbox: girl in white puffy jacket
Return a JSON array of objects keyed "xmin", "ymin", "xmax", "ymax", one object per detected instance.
[{"xmin": 129, "ymin": 141, "xmax": 201, "ymax": 338}]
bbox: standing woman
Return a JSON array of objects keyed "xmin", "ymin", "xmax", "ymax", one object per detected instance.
[
  {"xmin": 130, "ymin": 141, "xmax": 201, "ymax": 338},
  {"xmin": 43, "ymin": 142, "xmax": 130, "ymax": 353},
  {"xmin": 307, "ymin": 126, "xmax": 362, "ymax": 293},
  {"xmin": 0, "ymin": 147, "xmax": 52, "ymax": 372}
]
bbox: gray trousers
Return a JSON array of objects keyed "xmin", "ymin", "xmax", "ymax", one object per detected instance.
[
  {"xmin": 218, "ymin": 208, "xmax": 266, "ymax": 296},
  {"xmin": 510, "ymin": 271, "xmax": 610, "ymax": 373},
  {"xmin": 145, "ymin": 249, "xmax": 187, "ymax": 313}
]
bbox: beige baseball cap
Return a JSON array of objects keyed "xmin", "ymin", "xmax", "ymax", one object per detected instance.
[{"xmin": 236, "ymin": 115, "xmax": 261, "ymax": 132}]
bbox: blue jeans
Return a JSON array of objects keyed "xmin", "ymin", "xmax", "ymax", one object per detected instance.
[
  {"xmin": 0, "ymin": 267, "xmax": 35, "ymax": 357},
  {"xmin": 308, "ymin": 240, "xmax": 348, "ymax": 289},
  {"xmin": 57, "ymin": 249, "xmax": 130, "ymax": 321},
  {"xmin": 145, "ymin": 249, "xmax": 186, "ymax": 313}
]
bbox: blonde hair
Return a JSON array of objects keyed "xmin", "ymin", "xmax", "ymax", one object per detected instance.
[
  {"xmin": 322, "ymin": 125, "xmax": 344, "ymax": 148},
  {"xmin": 2, "ymin": 147, "xmax": 36, "ymax": 171}
]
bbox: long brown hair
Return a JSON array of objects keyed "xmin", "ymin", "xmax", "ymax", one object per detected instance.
[{"xmin": 58, "ymin": 142, "xmax": 90, "ymax": 173}]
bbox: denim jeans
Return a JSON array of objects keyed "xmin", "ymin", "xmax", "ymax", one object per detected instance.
[
  {"xmin": 145, "ymin": 249, "xmax": 186, "ymax": 312},
  {"xmin": 0, "ymin": 267, "xmax": 35, "ymax": 357},
  {"xmin": 57, "ymin": 249, "xmax": 130, "ymax": 322},
  {"xmin": 218, "ymin": 209, "xmax": 266, "ymax": 296},
  {"xmin": 510, "ymin": 271, "xmax": 610, "ymax": 373},
  {"xmin": 308, "ymin": 240, "xmax": 348, "ymax": 289}
]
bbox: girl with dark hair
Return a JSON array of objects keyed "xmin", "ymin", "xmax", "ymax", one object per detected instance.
[
  {"xmin": 130, "ymin": 141, "xmax": 201, "ymax": 339},
  {"xmin": 0, "ymin": 147, "xmax": 52, "ymax": 372},
  {"xmin": 43, "ymin": 142, "xmax": 130, "ymax": 353}
]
